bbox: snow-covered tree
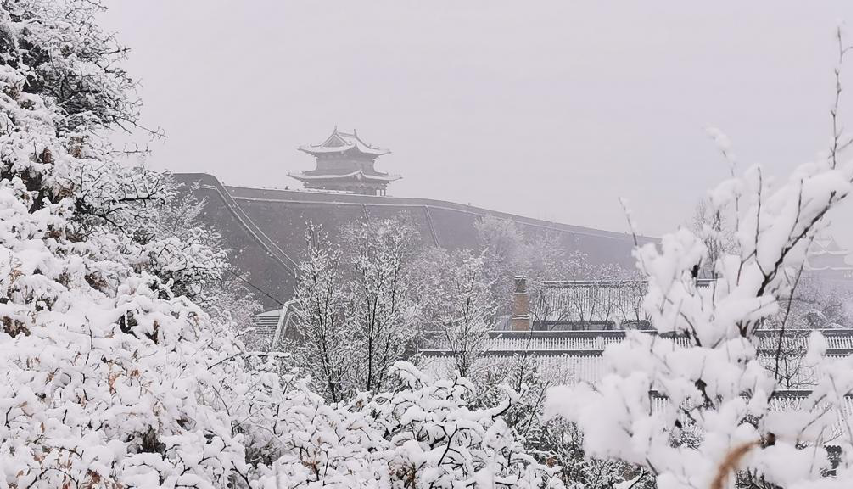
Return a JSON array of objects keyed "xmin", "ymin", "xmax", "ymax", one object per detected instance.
[
  {"xmin": 545, "ymin": 49, "xmax": 853, "ymax": 488},
  {"xmin": 476, "ymin": 215, "xmax": 632, "ymax": 326},
  {"xmin": 125, "ymin": 178, "xmax": 228, "ymax": 299},
  {"xmin": 291, "ymin": 215, "xmax": 421, "ymax": 399},
  {"xmin": 0, "ymin": 0, "xmax": 235, "ymax": 306},
  {"xmin": 477, "ymin": 216, "xmax": 587, "ymax": 317},
  {"xmin": 127, "ymin": 176, "xmax": 263, "ymax": 337},
  {"xmin": 690, "ymin": 197, "xmax": 738, "ymax": 278},
  {"xmin": 292, "ymin": 226, "xmax": 353, "ymax": 402},
  {"xmin": 343, "ymin": 216, "xmax": 420, "ymax": 393},
  {"xmin": 0, "ymin": 0, "xmax": 143, "ymax": 135},
  {"xmin": 0, "ymin": 0, "xmax": 168, "ymax": 228},
  {"xmin": 416, "ymin": 248, "xmax": 495, "ymax": 378}
]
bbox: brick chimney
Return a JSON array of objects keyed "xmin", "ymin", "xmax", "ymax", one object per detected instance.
[{"xmin": 511, "ymin": 275, "xmax": 531, "ymax": 331}]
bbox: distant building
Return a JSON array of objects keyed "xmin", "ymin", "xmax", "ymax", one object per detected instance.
[
  {"xmin": 503, "ymin": 276, "xmax": 710, "ymax": 332},
  {"xmin": 290, "ymin": 128, "xmax": 401, "ymax": 196},
  {"xmin": 805, "ymin": 235, "xmax": 853, "ymax": 281},
  {"xmin": 419, "ymin": 275, "xmax": 853, "ymax": 391}
]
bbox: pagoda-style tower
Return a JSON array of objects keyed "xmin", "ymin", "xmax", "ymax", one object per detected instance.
[{"xmin": 289, "ymin": 128, "xmax": 401, "ymax": 196}]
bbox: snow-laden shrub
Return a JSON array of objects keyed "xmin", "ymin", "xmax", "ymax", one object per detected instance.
[
  {"xmin": 0, "ymin": 3, "xmax": 555, "ymax": 487},
  {"xmin": 472, "ymin": 353, "xmax": 653, "ymax": 489},
  {"xmin": 255, "ymin": 362, "xmax": 563, "ymax": 489},
  {"xmin": 545, "ymin": 147, "xmax": 853, "ymax": 487},
  {"xmin": 0, "ymin": 3, "xmax": 255, "ymax": 485},
  {"xmin": 0, "ymin": 126, "xmax": 239, "ymax": 489},
  {"xmin": 372, "ymin": 362, "xmax": 560, "ymax": 489},
  {"xmin": 253, "ymin": 376, "xmax": 388, "ymax": 488}
]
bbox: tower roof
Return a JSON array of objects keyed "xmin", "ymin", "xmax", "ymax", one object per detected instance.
[
  {"xmin": 288, "ymin": 170, "xmax": 401, "ymax": 183},
  {"xmin": 298, "ymin": 127, "xmax": 390, "ymax": 157}
]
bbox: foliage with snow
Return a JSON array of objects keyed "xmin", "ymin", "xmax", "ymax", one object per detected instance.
[
  {"xmin": 255, "ymin": 362, "xmax": 563, "ymax": 489},
  {"xmin": 0, "ymin": 62, "xmax": 237, "ymax": 489},
  {"xmin": 0, "ymin": 1, "xmax": 255, "ymax": 486},
  {"xmin": 546, "ymin": 149, "xmax": 853, "ymax": 488}
]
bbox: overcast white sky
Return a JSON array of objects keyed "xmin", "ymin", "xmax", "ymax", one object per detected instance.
[{"xmin": 104, "ymin": 1, "xmax": 853, "ymax": 251}]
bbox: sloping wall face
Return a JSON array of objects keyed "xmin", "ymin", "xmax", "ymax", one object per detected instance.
[{"xmin": 175, "ymin": 173, "xmax": 644, "ymax": 309}]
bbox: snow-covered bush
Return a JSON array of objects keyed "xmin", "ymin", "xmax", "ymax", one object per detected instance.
[
  {"xmin": 545, "ymin": 138, "xmax": 853, "ymax": 486},
  {"xmin": 256, "ymin": 362, "xmax": 562, "ymax": 489},
  {"xmin": 254, "ymin": 375, "xmax": 389, "ymax": 488},
  {"xmin": 0, "ymin": 2, "xmax": 261, "ymax": 486},
  {"xmin": 473, "ymin": 354, "xmax": 651, "ymax": 489},
  {"xmin": 0, "ymin": 0, "xmax": 141, "ymax": 135},
  {"xmin": 124, "ymin": 178, "xmax": 229, "ymax": 300},
  {"xmin": 371, "ymin": 362, "xmax": 560, "ymax": 489},
  {"xmin": 0, "ymin": 2, "xmax": 561, "ymax": 488},
  {"xmin": 537, "ymin": 420, "xmax": 655, "ymax": 489},
  {"xmin": 0, "ymin": 141, "xmax": 248, "ymax": 486}
]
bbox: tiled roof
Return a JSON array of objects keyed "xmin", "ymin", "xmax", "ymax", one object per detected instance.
[
  {"xmin": 298, "ymin": 128, "xmax": 390, "ymax": 157},
  {"xmin": 289, "ymin": 170, "xmax": 401, "ymax": 183}
]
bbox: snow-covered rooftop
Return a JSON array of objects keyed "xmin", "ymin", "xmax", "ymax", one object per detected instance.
[
  {"xmin": 288, "ymin": 169, "xmax": 401, "ymax": 183},
  {"xmin": 298, "ymin": 128, "xmax": 390, "ymax": 157}
]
